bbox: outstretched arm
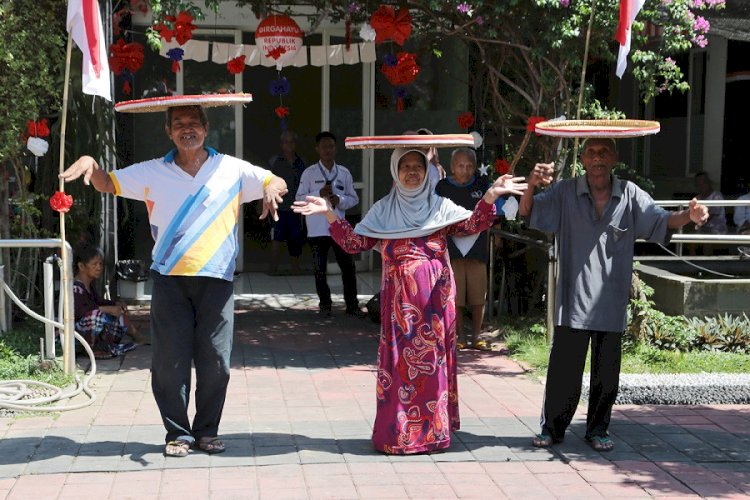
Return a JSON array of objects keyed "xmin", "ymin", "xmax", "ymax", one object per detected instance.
[
  {"xmin": 482, "ymin": 174, "xmax": 528, "ymax": 204},
  {"xmin": 259, "ymin": 175, "xmax": 288, "ymax": 222},
  {"xmin": 293, "ymin": 196, "xmax": 377, "ymax": 252},
  {"xmin": 59, "ymin": 156, "xmax": 115, "ymax": 193}
]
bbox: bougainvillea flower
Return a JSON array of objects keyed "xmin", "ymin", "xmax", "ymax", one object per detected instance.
[
  {"xmin": 50, "ymin": 192, "xmax": 74, "ymax": 213},
  {"xmin": 457, "ymin": 112, "xmax": 474, "ymax": 129},
  {"xmin": 494, "ymin": 158, "xmax": 510, "ymax": 175},
  {"xmin": 227, "ymin": 55, "xmax": 246, "ymax": 74},
  {"xmin": 370, "ymin": 5, "xmax": 412, "ymax": 46},
  {"xmin": 381, "ymin": 52, "xmax": 419, "ymax": 86}
]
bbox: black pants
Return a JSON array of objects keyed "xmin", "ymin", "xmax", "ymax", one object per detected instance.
[
  {"xmin": 540, "ymin": 326, "xmax": 622, "ymax": 442},
  {"xmin": 150, "ymin": 272, "xmax": 234, "ymax": 443},
  {"xmin": 309, "ymin": 236, "xmax": 359, "ymax": 311}
]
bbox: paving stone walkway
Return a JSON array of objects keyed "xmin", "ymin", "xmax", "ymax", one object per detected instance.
[{"xmin": 0, "ymin": 298, "xmax": 748, "ymax": 499}]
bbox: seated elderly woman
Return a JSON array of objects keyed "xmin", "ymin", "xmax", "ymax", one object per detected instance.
[
  {"xmin": 73, "ymin": 244, "xmax": 145, "ymax": 359},
  {"xmin": 294, "ymin": 147, "xmax": 526, "ymax": 454}
]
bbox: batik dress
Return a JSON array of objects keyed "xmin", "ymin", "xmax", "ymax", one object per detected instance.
[
  {"xmin": 329, "ymin": 200, "xmax": 496, "ymax": 454},
  {"xmin": 73, "ymin": 280, "xmax": 126, "ymax": 356}
]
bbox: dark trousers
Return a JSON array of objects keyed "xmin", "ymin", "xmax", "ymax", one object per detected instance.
[
  {"xmin": 540, "ymin": 326, "xmax": 622, "ymax": 442},
  {"xmin": 309, "ymin": 236, "xmax": 358, "ymax": 311},
  {"xmin": 150, "ymin": 272, "xmax": 234, "ymax": 443}
]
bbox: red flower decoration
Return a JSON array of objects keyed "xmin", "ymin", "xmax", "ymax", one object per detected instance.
[
  {"xmin": 152, "ymin": 22, "xmax": 174, "ymax": 43},
  {"xmin": 381, "ymin": 52, "xmax": 419, "ymax": 86},
  {"xmin": 370, "ymin": 5, "xmax": 412, "ymax": 46},
  {"xmin": 494, "ymin": 158, "xmax": 510, "ymax": 175},
  {"xmin": 227, "ymin": 55, "xmax": 246, "ymax": 74},
  {"xmin": 49, "ymin": 192, "xmax": 74, "ymax": 213},
  {"xmin": 173, "ymin": 11, "xmax": 196, "ymax": 45},
  {"xmin": 275, "ymin": 106, "xmax": 290, "ymax": 119},
  {"xmin": 123, "ymin": 80, "xmax": 132, "ymax": 95},
  {"xmin": 27, "ymin": 119, "xmax": 50, "ymax": 138},
  {"xmin": 266, "ymin": 46, "xmax": 287, "ymax": 60},
  {"xmin": 109, "ymin": 38, "xmax": 145, "ymax": 75},
  {"xmin": 457, "ymin": 112, "xmax": 474, "ymax": 130},
  {"xmin": 527, "ymin": 116, "xmax": 546, "ymax": 135}
]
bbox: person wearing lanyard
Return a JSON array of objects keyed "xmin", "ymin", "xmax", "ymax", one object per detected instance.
[{"xmin": 296, "ymin": 131, "xmax": 364, "ymax": 317}]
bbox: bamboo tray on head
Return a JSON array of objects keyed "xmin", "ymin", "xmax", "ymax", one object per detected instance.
[
  {"xmin": 114, "ymin": 93, "xmax": 254, "ymax": 113},
  {"xmin": 345, "ymin": 134, "xmax": 475, "ymax": 149},
  {"xmin": 533, "ymin": 119, "xmax": 660, "ymax": 138}
]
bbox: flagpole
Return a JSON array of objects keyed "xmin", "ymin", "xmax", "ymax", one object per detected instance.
[
  {"xmin": 58, "ymin": 32, "xmax": 75, "ymax": 375},
  {"xmin": 570, "ymin": 0, "xmax": 597, "ymax": 178}
]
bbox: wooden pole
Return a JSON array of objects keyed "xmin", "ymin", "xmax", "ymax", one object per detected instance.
[{"xmin": 58, "ymin": 33, "xmax": 75, "ymax": 375}]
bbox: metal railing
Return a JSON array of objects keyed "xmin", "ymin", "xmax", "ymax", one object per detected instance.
[
  {"xmin": 488, "ymin": 199, "xmax": 750, "ymax": 342},
  {"xmin": 0, "ymin": 239, "xmax": 76, "ymax": 374}
]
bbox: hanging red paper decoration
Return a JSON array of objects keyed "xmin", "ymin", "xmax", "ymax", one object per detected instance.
[
  {"xmin": 380, "ymin": 52, "xmax": 419, "ymax": 86},
  {"xmin": 457, "ymin": 112, "xmax": 474, "ymax": 130},
  {"xmin": 370, "ymin": 5, "xmax": 412, "ymax": 46},
  {"xmin": 256, "ymin": 15, "xmax": 303, "ymax": 69},
  {"xmin": 50, "ymin": 192, "xmax": 74, "ymax": 213},
  {"xmin": 527, "ymin": 116, "xmax": 547, "ymax": 135},
  {"xmin": 109, "ymin": 39, "xmax": 145, "ymax": 74},
  {"xmin": 152, "ymin": 11, "xmax": 196, "ymax": 45},
  {"xmin": 227, "ymin": 55, "xmax": 246, "ymax": 74},
  {"xmin": 275, "ymin": 106, "xmax": 290, "ymax": 119},
  {"xmin": 27, "ymin": 119, "xmax": 50, "ymax": 138},
  {"xmin": 494, "ymin": 159, "xmax": 510, "ymax": 175}
]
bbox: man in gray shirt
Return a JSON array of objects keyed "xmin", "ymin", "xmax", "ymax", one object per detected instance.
[{"xmin": 519, "ymin": 138, "xmax": 709, "ymax": 452}]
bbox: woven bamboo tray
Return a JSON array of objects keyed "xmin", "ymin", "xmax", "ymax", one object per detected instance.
[
  {"xmin": 345, "ymin": 134, "xmax": 475, "ymax": 149},
  {"xmin": 534, "ymin": 119, "xmax": 660, "ymax": 138},
  {"xmin": 114, "ymin": 93, "xmax": 254, "ymax": 113}
]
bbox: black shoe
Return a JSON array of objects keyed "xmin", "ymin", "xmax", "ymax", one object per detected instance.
[{"xmin": 345, "ymin": 307, "xmax": 367, "ymax": 319}]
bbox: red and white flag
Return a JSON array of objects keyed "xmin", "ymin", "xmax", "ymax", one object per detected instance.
[
  {"xmin": 67, "ymin": 0, "xmax": 111, "ymax": 100},
  {"xmin": 614, "ymin": 0, "xmax": 646, "ymax": 78}
]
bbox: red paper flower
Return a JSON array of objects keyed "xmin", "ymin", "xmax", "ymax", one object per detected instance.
[
  {"xmin": 527, "ymin": 116, "xmax": 546, "ymax": 135},
  {"xmin": 49, "ymin": 192, "xmax": 74, "ymax": 213},
  {"xmin": 381, "ymin": 52, "xmax": 419, "ymax": 86},
  {"xmin": 109, "ymin": 38, "xmax": 144, "ymax": 75},
  {"xmin": 370, "ymin": 5, "xmax": 412, "ymax": 46},
  {"xmin": 266, "ymin": 46, "xmax": 287, "ymax": 60},
  {"xmin": 173, "ymin": 11, "xmax": 196, "ymax": 45},
  {"xmin": 457, "ymin": 112, "xmax": 474, "ymax": 130},
  {"xmin": 152, "ymin": 22, "xmax": 174, "ymax": 42},
  {"xmin": 275, "ymin": 106, "xmax": 290, "ymax": 119},
  {"xmin": 27, "ymin": 119, "xmax": 50, "ymax": 138},
  {"xmin": 494, "ymin": 158, "xmax": 510, "ymax": 175},
  {"xmin": 227, "ymin": 55, "xmax": 246, "ymax": 74}
]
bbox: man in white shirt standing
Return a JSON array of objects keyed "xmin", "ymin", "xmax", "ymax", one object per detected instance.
[{"xmin": 297, "ymin": 131, "xmax": 364, "ymax": 317}]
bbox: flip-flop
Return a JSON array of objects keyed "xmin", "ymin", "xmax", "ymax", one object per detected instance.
[
  {"xmin": 196, "ymin": 437, "xmax": 226, "ymax": 454},
  {"xmin": 165, "ymin": 439, "xmax": 191, "ymax": 457},
  {"xmin": 587, "ymin": 435, "xmax": 615, "ymax": 452},
  {"xmin": 532, "ymin": 433, "xmax": 555, "ymax": 448}
]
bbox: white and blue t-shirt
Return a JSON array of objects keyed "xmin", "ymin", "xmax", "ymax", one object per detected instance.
[{"xmin": 110, "ymin": 148, "xmax": 271, "ymax": 281}]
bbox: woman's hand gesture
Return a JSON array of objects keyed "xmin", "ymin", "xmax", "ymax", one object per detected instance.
[
  {"xmin": 483, "ymin": 174, "xmax": 528, "ymax": 203},
  {"xmin": 292, "ymin": 196, "xmax": 333, "ymax": 217}
]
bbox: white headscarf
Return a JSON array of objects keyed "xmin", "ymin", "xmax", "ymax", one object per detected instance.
[{"xmin": 354, "ymin": 148, "xmax": 472, "ymax": 239}]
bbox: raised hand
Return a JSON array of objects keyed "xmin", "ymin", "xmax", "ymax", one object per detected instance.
[
  {"xmin": 529, "ymin": 162, "xmax": 555, "ymax": 188},
  {"xmin": 292, "ymin": 196, "xmax": 332, "ymax": 216},
  {"xmin": 484, "ymin": 174, "xmax": 528, "ymax": 203},
  {"xmin": 688, "ymin": 198, "xmax": 709, "ymax": 227},
  {"xmin": 259, "ymin": 176, "xmax": 288, "ymax": 222}
]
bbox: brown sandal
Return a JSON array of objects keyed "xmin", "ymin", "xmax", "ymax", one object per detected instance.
[
  {"xmin": 164, "ymin": 439, "xmax": 192, "ymax": 457},
  {"xmin": 196, "ymin": 437, "xmax": 225, "ymax": 454}
]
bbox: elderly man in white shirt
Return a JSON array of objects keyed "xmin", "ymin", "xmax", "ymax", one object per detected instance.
[{"xmin": 297, "ymin": 131, "xmax": 364, "ymax": 317}]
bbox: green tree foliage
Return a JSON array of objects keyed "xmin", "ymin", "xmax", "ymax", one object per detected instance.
[{"xmin": 0, "ymin": 0, "xmax": 66, "ymax": 165}]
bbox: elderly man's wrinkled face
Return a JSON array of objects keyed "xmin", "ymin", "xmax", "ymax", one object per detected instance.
[
  {"xmin": 450, "ymin": 152, "xmax": 476, "ymax": 185},
  {"xmin": 398, "ymin": 152, "xmax": 427, "ymax": 189},
  {"xmin": 581, "ymin": 139, "xmax": 617, "ymax": 178},
  {"xmin": 166, "ymin": 107, "xmax": 208, "ymax": 152}
]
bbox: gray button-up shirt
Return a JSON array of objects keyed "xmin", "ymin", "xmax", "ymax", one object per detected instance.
[{"xmin": 529, "ymin": 175, "xmax": 673, "ymax": 332}]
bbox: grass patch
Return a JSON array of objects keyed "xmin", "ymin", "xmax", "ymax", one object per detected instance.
[
  {"xmin": 498, "ymin": 316, "xmax": 750, "ymax": 375},
  {"xmin": 0, "ymin": 320, "xmax": 73, "ymax": 388}
]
